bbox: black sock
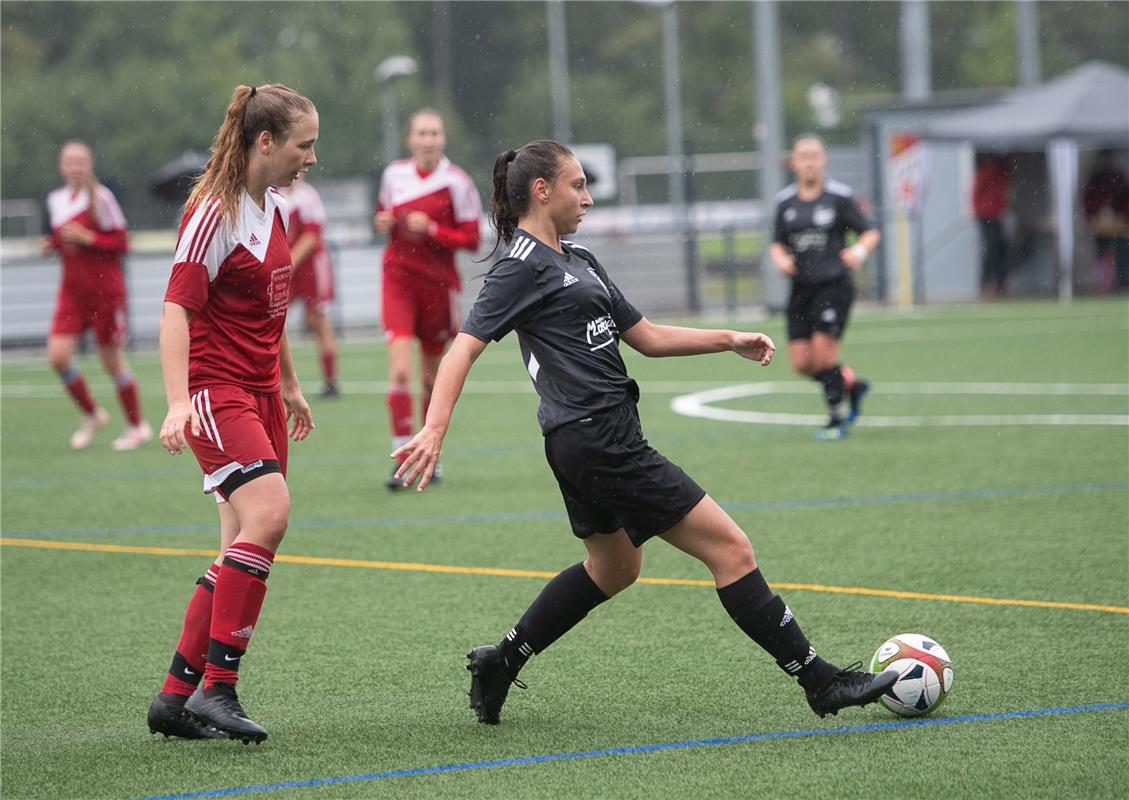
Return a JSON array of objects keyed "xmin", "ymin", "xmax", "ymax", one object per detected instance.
[
  {"xmin": 499, "ymin": 562, "xmax": 609, "ymax": 678},
  {"xmin": 814, "ymin": 366, "xmax": 847, "ymax": 421},
  {"xmin": 716, "ymin": 569, "xmax": 837, "ymax": 691}
]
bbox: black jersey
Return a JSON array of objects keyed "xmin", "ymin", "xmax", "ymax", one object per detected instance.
[
  {"xmin": 461, "ymin": 229, "xmax": 644, "ymax": 434},
  {"xmin": 772, "ymin": 179, "xmax": 875, "ymax": 284}
]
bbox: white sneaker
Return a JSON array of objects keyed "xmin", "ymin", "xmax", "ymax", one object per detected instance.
[
  {"xmin": 112, "ymin": 421, "xmax": 153, "ymax": 451},
  {"xmin": 70, "ymin": 407, "xmax": 110, "ymax": 450}
]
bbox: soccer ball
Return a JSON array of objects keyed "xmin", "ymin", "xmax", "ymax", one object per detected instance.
[{"xmin": 869, "ymin": 633, "xmax": 953, "ymax": 717}]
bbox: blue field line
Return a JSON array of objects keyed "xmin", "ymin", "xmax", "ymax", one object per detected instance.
[
  {"xmin": 7, "ymin": 481, "xmax": 1126, "ymax": 541},
  {"xmin": 140, "ymin": 701, "xmax": 1129, "ymax": 800}
]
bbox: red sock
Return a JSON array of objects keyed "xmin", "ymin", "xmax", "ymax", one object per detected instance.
[
  {"xmin": 115, "ymin": 372, "xmax": 143, "ymax": 426},
  {"xmin": 388, "ymin": 387, "xmax": 413, "ymax": 459},
  {"xmin": 62, "ymin": 370, "xmax": 97, "ymax": 414},
  {"xmin": 161, "ymin": 566, "xmax": 218, "ymax": 696},
  {"xmin": 204, "ymin": 544, "xmax": 274, "ymax": 689},
  {"xmin": 321, "ymin": 349, "xmax": 338, "ymax": 384},
  {"xmin": 420, "ymin": 392, "xmax": 431, "ymax": 425}
]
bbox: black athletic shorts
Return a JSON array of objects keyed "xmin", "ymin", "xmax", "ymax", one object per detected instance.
[
  {"xmin": 543, "ymin": 400, "xmax": 706, "ymax": 547},
  {"xmin": 787, "ymin": 273, "xmax": 855, "ymax": 341}
]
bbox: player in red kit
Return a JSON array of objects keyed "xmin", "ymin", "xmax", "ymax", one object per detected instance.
[
  {"xmin": 41, "ymin": 140, "xmax": 151, "ymax": 451},
  {"xmin": 146, "ymin": 84, "xmax": 317, "ymax": 744},
  {"xmin": 374, "ymin": 108, "xmax": 482, "ymax": 489},
  {"xmin": 280, "ymin": 175, "xmax": 340, "ymax": 396}
]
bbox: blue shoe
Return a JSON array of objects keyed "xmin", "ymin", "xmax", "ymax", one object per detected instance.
[
  {"xmin": 815, "ymin": 420, "xmax": 849, "ymax": 441},
  {"xmin": 847, "ymin": 380, "xmax": 870, "ymax": 424}
]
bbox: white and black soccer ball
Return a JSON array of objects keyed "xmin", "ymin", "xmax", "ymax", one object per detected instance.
[{"xmin": 869, "ymin": 633, "xmax": 953, "ymax": 717}]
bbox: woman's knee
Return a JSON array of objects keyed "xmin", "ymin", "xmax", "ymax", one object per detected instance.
[{"xmin": 586, "ymin": 553, "xmax": 640, "ymax": 597}]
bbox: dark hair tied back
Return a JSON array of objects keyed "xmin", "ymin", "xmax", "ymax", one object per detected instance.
[
  {"xmin": 484, "ymin": 139, "xmax": 573, "ymax": 257},
  {"xmin": 250, "ymin": 85, "xmax": 257, "ymax": 98}
]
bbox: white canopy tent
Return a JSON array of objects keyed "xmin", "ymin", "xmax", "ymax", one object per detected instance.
[{"xmin": 921, "ymin": 61, "xmax": 1129, "ymax": 301}]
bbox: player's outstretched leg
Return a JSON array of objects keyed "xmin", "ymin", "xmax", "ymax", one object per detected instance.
[{"xmin": 466, "ymin": 561, "xmax": 612, "ymax": 724}]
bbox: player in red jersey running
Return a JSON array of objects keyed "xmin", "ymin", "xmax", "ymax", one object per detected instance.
[
  {"xmin": 40, "ymin": 140, "xmax": 151, "ymax": 451},
  {"xmin": 146, "ymin": 84, "xmax": 317, "ymax": 744},
  {"xmin": 280, "ymin": 174, "xmax": 340, "ymax": 396},
  {"xmin": 374, "ymin": 108, "xmax": 482, "ymax": 489}
]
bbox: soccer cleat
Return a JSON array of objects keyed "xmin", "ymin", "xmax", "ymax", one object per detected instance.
[
  {"xmin": 70, "ymin": 407, "xmax": 110, "ymax": 449},
  {"xmin": 112, "ymin": 421, "xmax": 153, "ymax": 451},
  {"xmin": 847, "ymin": 380, "xmax": 870, "ymax": 424},
  {"xmin": 385, "ymin": 461, "xmax": 406, "ymax": 491},
  {"xmin": 321, "ymin": 382, "xmax": 340, "ymax": 398},
  {"xmin": 815, "ymin": 419, "xmax": 848, "ymax": 441},
  {"xmin": 147, "ymin": 693, "xmax": 228, "ymax": 740},
  {"xmin": 185, "ymin": 684, "xmax": 268, "ymax": 744},
  {"xmin": 466, "ymin": 645, "xmax": 525, "ymax": 725},
  {"xmin": 805, "ymin": 662, "xmax": 899, "ymax": 718}
]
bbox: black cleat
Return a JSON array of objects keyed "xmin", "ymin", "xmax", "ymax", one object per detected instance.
[
  {"xmin": 321, "ymin": 382, "xmax": 340, "ymax": 398},
  {"xmin": 806, "ymin": 662, "xmax": 898, "ymax": 718},
  {"xmin": 386, "ymin": 462, "xmax": 405, "ymax": 491},
  {"xmin": 186, "ymin": 685, "xmax": 268, "ymax": 744},
  {"xmin": 466, "ymin": 645, "xmax": 525, "ymax": 725},
  {"xmin": 147, "ymin": 693, "xmax": 228, "ymax": 740},
  {"xmin": 847, "ymin": 380, "xmax": 870, "ymax": 424}
]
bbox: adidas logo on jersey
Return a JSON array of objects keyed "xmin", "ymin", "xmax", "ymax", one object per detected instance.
[
  {"xmin": 562, "ymin": 272, "xmax": 579, "ymax": 287},
  {"xmin": 247, "ymin": 233, "xmax": 261, "ymax": 247}
]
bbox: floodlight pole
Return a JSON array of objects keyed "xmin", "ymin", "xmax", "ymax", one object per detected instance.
[
  {"xmin": 754, "ymin": 0, "xmax": 787, "ymax": 313},
  {"xmin": 1016, "ymin": 0, "xmax": 1041, "ymax": 87},
  {"xmin": 547, "ymin": 0, "xmax": 573, "ymax": 144},
  {"xmin": 375, "ymin": 56, "xmax": 418, "ymax": 167}
]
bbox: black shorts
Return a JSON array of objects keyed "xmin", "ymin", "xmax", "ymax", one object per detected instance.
[
  {"xmin": 787, "ymin": 274, "xmax": 854, "ymax": 341},
  {"xmin": 543, "ymin": 401, "xmax": 706, "ymax": 548}
]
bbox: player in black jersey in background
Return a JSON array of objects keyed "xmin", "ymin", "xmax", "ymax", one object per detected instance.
[
  {"xmin": 769, "ymin": 134, "xmax": 880, "ymax": 440},
  {"xmin": 392, "ymin": 139, "xmax": 895, "ymax": 725}
]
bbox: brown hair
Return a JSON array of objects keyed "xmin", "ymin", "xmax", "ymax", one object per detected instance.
[
  {"xmin": 488, "ymin": 139, "xmax": 573, "ymax": 249},
  {"xmin": 61, "ymin": 139, "xmax": 101, "ymax": 227},
  {"xmin": 187, "ymin": 84, "xmax": 316, "ymax": 221}
]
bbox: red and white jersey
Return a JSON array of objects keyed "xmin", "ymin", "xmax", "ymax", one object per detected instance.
[
  {"xmin": 46, "ymin": 184, "xmax": 129, "ymax": 297},
  {"xmin": 285, "ymin": 180, "xmax": 328, "ymax": 268},
  {"xmin": 377, "ymin": 156, "xmax": 482, "ymax": 288},
  {"xmin": 165, "ymin": 189, "xmax": 293, "ymax": 394}
]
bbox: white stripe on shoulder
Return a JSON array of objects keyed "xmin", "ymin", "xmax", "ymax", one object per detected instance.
[
  {"xmin": 825, "ymin": 178, "xmax": 854, "ymax": 198},
  {"xmin": 560, "ymin": 239, "xmax": 591, "ymax": 253},
  {"xmin": 774, "ymin": 183, "xmax": 798, "ymax": 203},
  {"xmin": 517, "ymin": 238, "xmax": 537, "ymax": 261},
  {"xmin": 507, "ymin": 235, "xmax": 527, "ymax": 259}
]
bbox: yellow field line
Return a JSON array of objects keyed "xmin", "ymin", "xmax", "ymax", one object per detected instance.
[{"xmin": 3, "ymin": 536, "xmax": 1127, "ymax": 616}]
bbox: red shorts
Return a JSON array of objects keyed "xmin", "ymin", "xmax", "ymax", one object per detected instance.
[
  {"xmin": 290, "ymin": 250, "xmax": 335, "ymax": 313},
  {"xmin": 50, "ymin": 288, "xmax": 128, "ymax": 347},
  {"xmin": 381, "ymin": 268, "xmax": 459, "ymax": 356},
  {"xmin": 186, "ymin": 384, "xmax": 288, "ymax": 501}
]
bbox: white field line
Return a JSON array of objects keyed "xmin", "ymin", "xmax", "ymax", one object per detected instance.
[{"xmin": 670, "ymin": 382, "xmax": 1129, "ymax": 428}]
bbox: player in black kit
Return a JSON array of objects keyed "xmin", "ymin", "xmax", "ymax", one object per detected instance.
[
  {"xmin": 392, "ymin": 139, "xmax": 895, "ymax": 726},
  {"xmin": 770, "ymin": 134, "xmax": 881, "ymax": 440}
]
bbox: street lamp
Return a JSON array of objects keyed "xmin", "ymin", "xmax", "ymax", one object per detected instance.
[{"xmin": 374, "ymin": 56, "xmax": 418, "ymax": 166}]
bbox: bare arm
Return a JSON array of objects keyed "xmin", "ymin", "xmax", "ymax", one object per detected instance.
[
  {"xmin": 288, "ymin": 230, "xmax": 320, "ymax": 267},
  {"xmin": 840, "ymin": 228, "xmax": 881, "ymax": 270},
  {"xmin": 391, "ymin": 332, "xmax": 489, "ymax": 491},
  {"xmin": 768, "ymin": 242, "xmax": 796, "ymax": 276},
  {"xmin": 158, "ymin": 301, "xmax": 200, "ymax": 455},
  {"xmin": 621, "ymin": 317, "xmax": 775, "ymax": 364},
  {"xmin": 279, "ymin": 331, "xmax": 314, "ymax": 441}
]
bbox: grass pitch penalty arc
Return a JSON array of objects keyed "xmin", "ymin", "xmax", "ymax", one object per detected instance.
[
  {"xmin": 2, "ymin": 537, "xmax": 1127, "ymax": 616},
  {"xmin": 138, "ymin": 702, "xmax": 1129, "ymax": 800}
]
